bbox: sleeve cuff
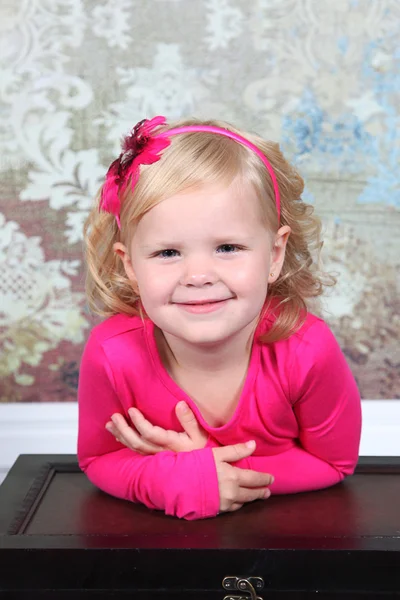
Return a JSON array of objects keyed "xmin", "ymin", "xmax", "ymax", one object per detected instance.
[{"xmin": 191, "ymin": 447, "xmax": 220, "ymax": 519}]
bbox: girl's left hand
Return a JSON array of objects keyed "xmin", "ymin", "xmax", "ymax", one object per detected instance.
[{"xmin": 105, "ymin": 401, "xmax": 208, "ymax": 455}]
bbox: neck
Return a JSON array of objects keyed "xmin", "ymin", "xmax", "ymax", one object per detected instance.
[{"xmin": 155, "ymin": 318, "xmax": 259, "ymax": 376}]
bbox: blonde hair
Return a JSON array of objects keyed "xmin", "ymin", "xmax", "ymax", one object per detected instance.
[{"xmin": 83, "ymin": 117, "xmax": 335, "ymax": 343}]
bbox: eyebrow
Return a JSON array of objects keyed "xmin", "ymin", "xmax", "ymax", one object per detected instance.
[{"xmin": 139, "ymin": 236, "xmax": 253, "ymax": 250}]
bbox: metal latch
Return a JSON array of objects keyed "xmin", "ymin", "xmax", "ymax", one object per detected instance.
[{"xmin": 222, "ymin": 576, "xmax": 264, "ymax": 600}]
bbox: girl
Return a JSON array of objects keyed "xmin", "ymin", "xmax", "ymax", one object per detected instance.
[{"xmin": 78, "ymin": 116, "xmax": 361, "ymax": 521}]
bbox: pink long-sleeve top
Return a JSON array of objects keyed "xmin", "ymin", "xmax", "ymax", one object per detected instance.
[{"xmin": 77, "ymin": 308, "xmax": 362, "ymax": 520}]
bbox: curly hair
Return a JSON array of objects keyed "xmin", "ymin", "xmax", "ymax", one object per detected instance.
[{"xmin": 83, "ymin": 118, "xmax": 335, "ymax": 343}]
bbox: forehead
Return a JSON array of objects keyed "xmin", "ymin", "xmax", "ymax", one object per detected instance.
[{"xmin": 134, "ymin": 179, "xmax": 266, "ymax": 241}]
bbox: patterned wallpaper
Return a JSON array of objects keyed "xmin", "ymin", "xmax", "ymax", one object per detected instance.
[{"xmin": 0, "ymin": 0, "xmax": 399, "ymax": 402}]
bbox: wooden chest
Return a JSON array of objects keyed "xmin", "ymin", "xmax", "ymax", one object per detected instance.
[{"xmin": 0, "ymin": 455, "xmax": 399, "ymax": 598}]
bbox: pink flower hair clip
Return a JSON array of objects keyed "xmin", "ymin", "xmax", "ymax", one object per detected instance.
[
  {"xmin": 100, "ymin": 116, "xmax": 170, "ymax": 228},
  {"xmin": 99, "ymin": 116, "xmax": 281, "ymax": 228}
]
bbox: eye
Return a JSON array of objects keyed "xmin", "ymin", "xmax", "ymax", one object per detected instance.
[
  {"xmin": 155, "ymin": 249, "xmax": 180, "ymax": 259},
  {"xmin": 217, "ymin": 244, "xmax": 243, "ymax": 253}
]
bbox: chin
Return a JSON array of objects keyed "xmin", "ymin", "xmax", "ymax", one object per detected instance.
[{"xmin": 172, "ymin": 323, "xmax": 241, "ymax": 347}]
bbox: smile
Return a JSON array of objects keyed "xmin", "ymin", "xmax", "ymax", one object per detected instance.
[{"xmin": 175, "ymin": 298, "xmax": 231, "ymax": 314}]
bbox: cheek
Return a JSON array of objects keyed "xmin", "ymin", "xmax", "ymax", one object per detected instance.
[
  {"xmin": 232, "ymin": 256, "xmax": 269, "ymax": 289},
  {"xmin": 137, "ymin": 265, "xmax": 176, "ymax": 299}
]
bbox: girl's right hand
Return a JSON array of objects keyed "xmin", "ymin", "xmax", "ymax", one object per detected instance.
[{"xmin": 212, "ymin": 441, "xmax": 274, "ymax": 514}]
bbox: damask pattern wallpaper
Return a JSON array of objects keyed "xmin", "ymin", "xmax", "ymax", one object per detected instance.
[{"xmin": 0, "ymin": 0, "xmax": 399, "ymax": 402}]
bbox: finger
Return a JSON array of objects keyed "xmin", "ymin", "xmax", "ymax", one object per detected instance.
[
  {"xmin": 213, "ymin": 441, "xmax": 257, "ymax": 463},
  {"xmin": 105, "ymin": 422, "xmax": 122, "ymax": 442},
  {"xmin": 227, "ymin": 503, "xmax": 243, "ymax": 513},
  {"xmin": 234, "ymin": 467, "xmax": 274, "ymax": 488},
  {"xmin": 234, "ymin": 486, "xmax": 271, "ymax": 505},
  {"xmin": 109, "ymin": 414, "xmax": 143, "ymax": 449},
  {"xmin": 175, "ymin": 402, "xmax": 206, "ymax": 442},
  {"xmin": 219, "ymin": 503, "xmax": 243, "ymax": 514},
  {"xmin": 128, "ymin": 408, "xmax": 178, "ymax": 447},
  {"xmin": 110, "ymin": 413, "xmax": 164, "ymax": 454}
]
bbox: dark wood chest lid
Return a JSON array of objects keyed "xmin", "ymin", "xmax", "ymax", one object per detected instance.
[{"xmin": 0, "ymin": 455, "xmax": 400, "ymax": 596}]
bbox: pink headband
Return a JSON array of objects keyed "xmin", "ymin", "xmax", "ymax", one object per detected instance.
[{"xmin": 99, "ymin": 116, "xmax": 281, "ymax": 228}]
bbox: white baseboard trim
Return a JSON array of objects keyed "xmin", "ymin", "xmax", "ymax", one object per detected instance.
[
  {"xmin": 358, "ymin": 400, "xmax": 400, "ymax": 456},
  {"xmin": 0, "ymin": 403, "xmax": 78, "ymax": 483},
  {"xmin": 0, "ymin": 400, "xmax": 399, "ymax": 484}
]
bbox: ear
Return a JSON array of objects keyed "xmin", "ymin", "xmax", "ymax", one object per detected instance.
[
  {"xmin": 113, "ymin": 242, "xmax": 140, "ymax": 293},
  {"xmin": 269, "ymin": 226, "xmax": 291, "ymax": 283}
]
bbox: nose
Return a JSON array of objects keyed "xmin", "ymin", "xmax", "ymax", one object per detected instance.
[{"xmin": 179, "ymin": 255, "xmax": 218, "ymax": 287}]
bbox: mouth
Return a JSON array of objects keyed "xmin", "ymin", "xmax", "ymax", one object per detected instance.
[
  {"xmin": 174, "ymin": 298, "xmax": 233, "ymax": 314},
  {"xmin": 178, "ymin": 298, "xmax": 231, "ymax": 305}
]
